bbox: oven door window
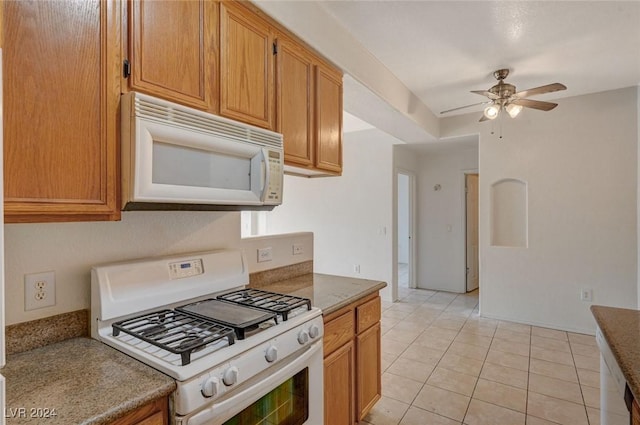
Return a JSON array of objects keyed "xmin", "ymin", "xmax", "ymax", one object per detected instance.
[{"xmin": 223, "ymin": 368, "xmax": 309, "ymax": 425}]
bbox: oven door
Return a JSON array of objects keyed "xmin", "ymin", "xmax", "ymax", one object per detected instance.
[{"xmin": 179, "ymin": 340, "xmax": 323, "ymax": 425}]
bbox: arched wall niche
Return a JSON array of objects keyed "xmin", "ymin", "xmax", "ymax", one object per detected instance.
[{"xmin": 490, "ymin": 178, "xmax": 528, "ymax": 248}]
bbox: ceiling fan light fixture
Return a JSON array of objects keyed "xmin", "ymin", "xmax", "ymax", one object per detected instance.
[
  {"xmin": 506, "ymin": 103, "xmax": 523, "ymax": 118},
  {"xmin": 483, "ymin": 104, "xmax": 499, "ymax": 120}
]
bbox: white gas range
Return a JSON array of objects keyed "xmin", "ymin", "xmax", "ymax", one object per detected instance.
[{"xmin": 91, "ymin": 249, "xmax": 324, "ymax": 425}]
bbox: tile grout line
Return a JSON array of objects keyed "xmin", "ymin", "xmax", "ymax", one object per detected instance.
[
  {"xmin": 389, "ymin": 291, "xmax": 478, "ymax": 424},
  {"xmin": 569, "ymin": 337, "xmax": 594, "ymax": 425},
  {"xmin": 385, "ymin": 290, "xmax": 598, "ymax": 425},
  {"xmin": 395, "ymin": 292, "xmax": 461, "ymax": 424},
  {"xmin": 458, "ymin": 314, "xmax": 495, "ymax": 425},
  {"xmin": 383, "ymin": 289, "xmax": 444, "ymax": 424},
  {"xmin": 524, "ymin": 324, "xmax": 532, "ymax": 425}
]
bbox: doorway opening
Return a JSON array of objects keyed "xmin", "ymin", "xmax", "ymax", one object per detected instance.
[
  {"xmin": 465, "ymin": 173, "xmax": 479, "ymax": 292},
  {"xmin": 397, "ymin": 171, "xmax": 416, "ymax": 289}
]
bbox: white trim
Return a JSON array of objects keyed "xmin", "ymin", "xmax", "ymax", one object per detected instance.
[
  {"xmin": 396, "ymin": 168, "xmax": 417, "ymax": 290},
  {"xmin": 480, "ymin": 312, "xmax": 595, "ymax": 336},
  {"xmin": 462, "ymin": 168, "xmax": 479, "ymax": 294}
]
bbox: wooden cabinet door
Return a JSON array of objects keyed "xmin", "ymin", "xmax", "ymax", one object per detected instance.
[
  {"xmin": 315, "ymin": 64, "xmax": 343, "ymax": 174},
  {"xmin": 324, "ymin": 341, "xmax": 355, "ymax": 425},
  {"xmin": 276, "ymin": 37, "xmax": 314, "ymax": 167},
  {"xmin": 356, "ymin": 322, "xmax": 381, "ymax": 421},
  {"xmin": 220, "ymin": 2, "xmax": 274, "ymax": 129},
  {"xmin": 4, "ymin": 0, "xmax": 120, "ymax": 222},
  {"xmin": 128, "ymin": 0, "xmax": 217, "ymax": 111}
]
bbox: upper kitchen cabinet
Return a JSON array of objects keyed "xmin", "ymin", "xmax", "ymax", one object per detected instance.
[
  {"xmin": 275, "ymin": 36, "xmax": 343, "ymax": 176},
  {"xmin": 219, "ymin": 1, "xmax": 274, "ymax": 130},
  {"xmin": 275, "ymin": 37, "xmax": 314, "ymax": 168},
  {"xmin": 126, "ymin": 0, "xmax": 218, "ymax": 112},
  {"xmin": 314, "ymin": 63, "xmax": 343, "ymax": 175},
  {"xmin": 4, "ymin": 0, "xmax": 121, "ymax": 223}
]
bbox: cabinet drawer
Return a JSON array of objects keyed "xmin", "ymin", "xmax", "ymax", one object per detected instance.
[
  {"xmin": 324, "ymin": 311, "xmax": 355, "ymax": 356},
  {"xmin": 356, "ymin": 296, "xmax": 381, "ymax": 334}
]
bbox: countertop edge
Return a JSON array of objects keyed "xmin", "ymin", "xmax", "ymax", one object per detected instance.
[
  {"xmin": 88, "ymin": 381, "xmax": 176, "ymax": 425},
  {"xmin": 320, "ymin": 281, "xmax": 387, "ymax": 316},
  {"xmin": 591, "ymin": 305, "xmax": 640, "ymax": 402}
]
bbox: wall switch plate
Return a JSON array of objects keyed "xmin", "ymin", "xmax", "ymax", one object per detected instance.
[
  {"xmin": 292, "ymin": 244, "xmax": 303, "ymax": 255},
  {"xmin": 257, "ymin": 247, "xmax": 273, "ymax": 263},
  {"xmin": 25, "ymin": 271, "xmax": 56, "ymax": 311},
  {"xmin": 580, "ymin": 288, "xmax": 592, "ymax": 302}
]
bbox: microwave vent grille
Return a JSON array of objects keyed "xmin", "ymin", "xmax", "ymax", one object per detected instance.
[{"xmin": 134, "ymin": 96, "xmax": 282, "ymax": 150}]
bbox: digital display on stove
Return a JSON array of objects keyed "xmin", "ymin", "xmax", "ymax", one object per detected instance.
[{"xmin": 168, "ymin": 259, "xmax": 204, "ymax": 279}]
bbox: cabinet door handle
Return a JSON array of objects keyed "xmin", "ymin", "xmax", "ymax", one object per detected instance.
[{"xmin": 123, "ymin": 59, "xmax": 131, "ymax": 78}]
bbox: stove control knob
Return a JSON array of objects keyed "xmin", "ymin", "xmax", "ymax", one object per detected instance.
[
  {"xmin": 223, "ymin": 366, "xmax": 239, "ymax": 386},
  {"xmin": 201, "ymin": 376, "xmax": 220, "ymax": 398},
  {"xmin": 265, "ymin": 346, "xmax": 278, "ymax": 363},
  {"xmin": 308, "ymin": 324, "xmax": 320, "ymax": 339},
  {"xmin": 297, "ymin": 330, "xmax": 309, "ymax": 345}
]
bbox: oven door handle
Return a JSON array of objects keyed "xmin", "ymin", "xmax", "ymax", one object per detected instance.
[{"xmin": 185, "ymin": 341, "xmax": 322, "ymax": 425}]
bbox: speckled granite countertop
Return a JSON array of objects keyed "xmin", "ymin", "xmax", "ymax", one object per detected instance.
[
  {"xmin": 252, "ymin": 273, "xmax": 387, "ymax": 315},
  {"xmin": 591, "ymin": 305, "xmax": 640, "ymax": 400},
  {"xmin": 2, "ymin": 337, "xmax": 176, "ymax": 425}
]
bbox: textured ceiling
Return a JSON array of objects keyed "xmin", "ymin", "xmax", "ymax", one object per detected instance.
[{"xmin": 319, "ymin": 1, "xmax": 640, "ymax": 118}]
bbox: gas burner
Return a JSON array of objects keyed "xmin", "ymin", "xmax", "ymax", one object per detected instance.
[
  {"xmin": 112, "ymin": 310, "xmax": 236, "ymax": 366},
  {"xmin": 217, "ymin": 289, "xmax": 312, "ymax": 321},
  {"xmin": 139, "ymin": 324, "xmax": 169, "ymax": 338},
  {"xmin": 177, "ymin": 332, "xmax": 207, "ymax": 353}
]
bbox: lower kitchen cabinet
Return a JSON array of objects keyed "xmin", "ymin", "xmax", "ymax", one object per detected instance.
[
  {"xmin": 323, "ymin": 294, "xmax": 381, "ymax": 424},
  {"xmin": 111, "ymin": 398, "xmax": 168, "ymax": 425},
  {"xmin": 356, "ymin": 322, "xmax": 381, "ymax": 421},
  {"xmin": 324, "ymin": 340, "xmax": 356, "ymax": 425}
]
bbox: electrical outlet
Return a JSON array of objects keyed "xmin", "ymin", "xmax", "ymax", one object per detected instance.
[
  {"xmin": 580, "ymin": 288, "xmax": 592, "ymax": 302},
  {"xmin": 25, "ymin": 271, "xmax": 56, "ymax": 311},
  {"xmin": 257, "ymin": 247, "xmax": 273, "ymax": 263},
  {"xmin": 292, "ymin": 244, "xmax": 303, "ymax": 255},
  {"xmin": 353, "ymin": 264, "xmax": 361, "ymax": 274}
]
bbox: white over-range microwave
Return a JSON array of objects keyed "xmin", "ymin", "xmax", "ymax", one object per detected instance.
[{"xmin": 121, "ymin": 92, "xmax": 284, "ymax": 211}]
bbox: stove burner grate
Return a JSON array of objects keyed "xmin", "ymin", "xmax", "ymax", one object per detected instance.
[
  {"xmin": 112, "ymin": 309, "xmax": 235, "ymax": 366},
  {"xmin": 217, "ymin": 289, "xmax": 312, "ymax": 321}
]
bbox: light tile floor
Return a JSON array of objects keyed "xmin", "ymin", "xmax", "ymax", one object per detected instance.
[
  {"xmin": 362, "ymin": 287, "xmax": 601, "ymax": 425},
  {"xmin": 398, "ymin": 263, "xmax": 409, "ymax": 288}
]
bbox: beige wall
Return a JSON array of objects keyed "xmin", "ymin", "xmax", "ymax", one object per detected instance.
[
  {"xmin": 266, "ymin": 129, "xmax": 399, "ymax": 302},
  {"xmin": 4, "ymin": 211, "xmax": 312, "ymax": 326},
  {"xmin": 5, "ymin": 211, "xmax": 240, "ymax": 325},
  {"xmin": 443, "ymin": 87, "xmax": 638, "ymax": 334}
]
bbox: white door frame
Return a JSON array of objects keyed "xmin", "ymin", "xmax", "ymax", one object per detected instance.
[
  {"xmin": 396, "ymin": 168, "xmax": 417, "ymax": 289},
  {"xmin": 462, "ymin": 169, "xmax": 479, "ymax": 292}
]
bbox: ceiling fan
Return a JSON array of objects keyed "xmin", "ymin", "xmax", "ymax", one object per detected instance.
[{"xmin": 441, "ymin": 69, "xmax": 567, "ymax": 122}]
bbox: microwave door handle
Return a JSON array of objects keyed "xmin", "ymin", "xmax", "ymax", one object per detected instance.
[
  {"xmin": 261, "ymin": 157, "xmax": 267, "ymax": 191},
  {"xmin": 260, "ymin": 150, "xmax": 270, "ymax": 202}
]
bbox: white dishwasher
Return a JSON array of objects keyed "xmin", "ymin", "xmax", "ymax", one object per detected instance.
[{"xmin": 596, "ymin": 327, "xmax": 632, "ymax": 425}]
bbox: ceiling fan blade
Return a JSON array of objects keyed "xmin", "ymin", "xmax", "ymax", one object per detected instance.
[
  {"xmin": 511, "ymin": 98, "xmax": 558, "ymax": 111},
  {"xmin": 514, "ymin": 83, "xmax": 566, "ymax": 98},
  {"xmin": 470, "ymin": 90, "xmax": 500, "ymax": 100},
  {"xmin": 440, "ymin": 101, "xmax": 491, "ymax": 115},
  {"xmin": 479, "ymin": 114, "xmax": 489, "ymax": 122}
]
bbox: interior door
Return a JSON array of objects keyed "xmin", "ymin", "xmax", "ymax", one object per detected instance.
[{"xmin": 466, "ymin": 174, "xmax": 479, "ymax": 292}]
